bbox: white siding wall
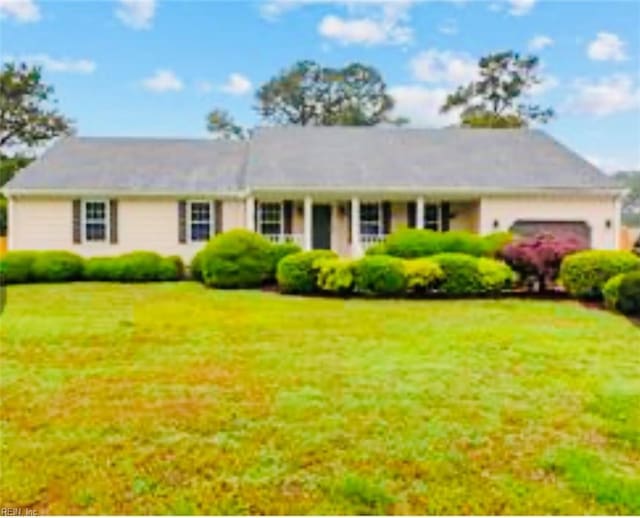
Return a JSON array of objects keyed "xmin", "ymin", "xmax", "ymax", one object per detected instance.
[
  {"xmin": 9, "ymin": 197, "xmax": 246, "ymax": 261},
  {"xmin": 479, "ymin": 194, "xmax": 620, "ymax": 249}
]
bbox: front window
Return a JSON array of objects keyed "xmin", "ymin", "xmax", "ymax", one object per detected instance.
[
  {"xmin": 424, "ymin": 203, "xmax": 441, "ymax": 231},
  {"xmin": 258, "ymin": 202, "xmax": 283, "ymax": 235},
  {"xmin": 360, "ymin": 202, "xmax": 382, "ymax": 235},
  {"xmin": 84, "ymin": 200, "xmax": 108, "ymax": 242},
  {"xmin": 189, "ymin": 201, "xmax": 213, "ymax": 242}
]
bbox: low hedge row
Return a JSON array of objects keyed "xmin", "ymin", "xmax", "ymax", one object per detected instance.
[
  {"xmin": 367, "ymin": 229, "xmax": 513, "ymax": 258},
  {"xmin": 277, "ymin": 251, "xmax": 515, "ymax": 296},
  {"xmin": 0, "ymin": 250, "xmax": 184, "ymax": 284},
  {"xmin": 559, "ymin": 250, "xmax": 640, "ymax": 299}
]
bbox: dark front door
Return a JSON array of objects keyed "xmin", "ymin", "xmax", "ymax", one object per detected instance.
[{"xmin": 312, "ymin": 205, "xmax": 332, "ymax": 249}]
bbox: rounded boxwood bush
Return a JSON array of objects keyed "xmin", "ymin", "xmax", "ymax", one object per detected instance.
[
  {"xmin": 431, "ymin": 253, "xmax": 483, "ymax": 295},
  {"xmin": 31, "ymin": 251, "xmax": 84, "ymax": 283},
  {"xmin": 277, "ymin": 250, "xmax": 337, "ymax": 294},
  {"xmin": 403, "ymin": 258, "xmax": 443, "ymax": 293},
  {"xmin": 354, "ymin": 255, "xmax": 406, "ymax": 296},
  {"xmin": 559, "ymin": 250, "xmax": 640, "ymax": 299},
  {"xmin": 477, "ymin": 258, "xmax": 516, "ymax": 293},
  {"xmin": 316, "ymin": 258, "xmax": 356, "ymax": 295},
  {"xmin": 266, "ymin": 242, "xmax": 302, "ymax": 282},
  {"xmin": 364, "ymin": 242, "xmax": 387, "ymax": 256},
  {"xmin": 0, "ymin": 251, "xmax": 39, "ymax": 284},
  {"xmin": 603, "ymin": 273, "xmax": 624, "ymax": 311},
  {"xmin": 617, "ymin": 271, "xmax": 640, "ymax": 316},
  {"xmin": 482, "ymin": 231, "xmax": 514, "ymax": 257},
  {"xmin": 201, "ymin": 229, "xmax": 272, "ymax": 288}
]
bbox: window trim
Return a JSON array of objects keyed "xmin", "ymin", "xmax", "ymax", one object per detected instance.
[
  {"xmin": 360, "ymin": 201, "xmax": 384, "ymax": 236},
  {"xmin": 187, "ymin": 200, "xmax": 215, "ymax": 243},
  {"xmin": 257, "ymin": 201, "xmax": 284, "ymax": 236},
  {"xmin": 82, "ymin": 199, "xmax": 110, "ymax": 243},
  {"xmin": 424, "ymin": 202, "xmax": 442, "ymax": 231}
]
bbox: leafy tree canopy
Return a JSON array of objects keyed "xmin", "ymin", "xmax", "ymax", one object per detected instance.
[
  {"xmin": 0, "ymin": 62, "xmax": 73, "ymax": 151},
  {"xmin": 255, "ymin": 60, "xmax": 399, "ymax": 126},
  {"xmin": 441, "ymin": 51, "xmax": 554, "ymax": 128},
  {"xmin": 615, "ymin": 171, "xmax": 640, "ymax": 227},
  {"xmin": 206, "ymin": 109, "xmax": 246, "ymax": 140}
]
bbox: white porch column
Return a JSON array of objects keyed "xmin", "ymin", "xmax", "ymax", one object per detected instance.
[
  {"xmin": 303, "ymin": 196, "xmax": 313, "ymax": 251},
  {"xmin": 613, "ymin": 195, "xmax": 623, "ymax": 250},
  {"xmin": 351, "ymin": 197, "xmax": 362, "ymax": 257},
  {"xmin": 246, "ymin": 196, "xmax": 255, "ymax": 232},
  {"xmin": 416, "ymin": 196, "xmax": 425, "ymax": 229}
]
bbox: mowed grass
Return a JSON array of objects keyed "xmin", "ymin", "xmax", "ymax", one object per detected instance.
[{"xmin": 1, "ymin": 283, "xmax": 639, "ymax": 515}]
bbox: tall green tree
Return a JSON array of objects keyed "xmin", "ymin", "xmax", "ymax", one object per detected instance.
[
  {"xmin": 615, "ymin": 171, "xmax": 640, "ymax": 226},
  {"xmin": 256, "ymin": 60, "xmax": 398, "ymax": 126},
  {"xmin": 206, "ymin": 108, "xmax": 246, "ymax": 140},
  {"xmin": 440, "ymin": 51, "xmax": 554, "ymax": 128},
  {"xmin": 0, "ymin": 62, "xmax": 73, "ymax": 150}
]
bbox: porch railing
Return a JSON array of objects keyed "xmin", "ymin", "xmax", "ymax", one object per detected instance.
[
  {"xmin": 360, "ymin": 234, "xmax": 387, "ymax": 250},
  {"xmin": 263, "ymin": 233, "xmax": 304, "ymax": 247}
]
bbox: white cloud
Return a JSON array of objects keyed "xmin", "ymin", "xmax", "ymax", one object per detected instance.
[
  {"xmin": 318, "ymin": 2, "xmax": 413, "ymax": 46},
  {"xmin": 565, "ymin": 75, "xmax": 640, "ymax": 117},
  {"xmin": 528, "ymin": 34, "xmax": 553, "ymax": 51},
  {"xmin": 508, "ymin": 0, "xmax": 535, "ymax": 16},
  {"xmin": 389, "ymin": 85, "xmax": 460, "ymax": 127},
  {"xmin": 115, "ymin": 0, "xmax": 156, "ymax": 30},
  {"xmin": 220, "ymin": 73, "xmax": 253, "ymax": 95},
  {"xmin": 0, "ymin": 0, "xmax": 40, "ymax": 22},
  {"xmin": 141, "ymin": 69, "xmax": 183, "ymax": 93},
  {"xmin": 410, "ymin": 49, "xmax": 478, "ymax": 85},
  {"xmin": 587, "ymin": 32, "xmax": 627, "ymax": 62},
  {"xmin": 438, "ymin": 19, "xmax": 458, "ymax": 36},
  {"xmin": 5, "ymin": 54, "xmax": 96, "ymax": 74}
]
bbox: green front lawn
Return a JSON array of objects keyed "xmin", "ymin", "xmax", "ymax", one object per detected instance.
[{"xmin": 1, "ymin": 283, "xmax": 639, "ymax": 514}]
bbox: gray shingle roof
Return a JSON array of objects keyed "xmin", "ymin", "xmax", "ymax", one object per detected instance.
[
  {"xmin": 3, "ymin": 128, "xmax": 617, "ymax": 194},
  {"xmin": 246, "ymin": 127, "xmax": 616, "ymax": 190},
  {"xmin": 5, "ymin": 137, "xmax": 247, "ymax": 193}
]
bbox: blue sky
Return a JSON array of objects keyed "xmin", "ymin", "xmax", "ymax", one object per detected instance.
[{"xmin": 1, "ymin": 0, "xmax": 639, "ymax": 172}]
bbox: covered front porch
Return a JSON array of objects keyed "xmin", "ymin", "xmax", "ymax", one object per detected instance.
[{"xmin": 245, "ymin": 195, "xmax": 481, "ymax": 256}]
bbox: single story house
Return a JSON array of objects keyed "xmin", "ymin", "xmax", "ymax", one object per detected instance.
[{"xmin": 2, "ymin": 127, "xmax": 624, "ymax": 260}]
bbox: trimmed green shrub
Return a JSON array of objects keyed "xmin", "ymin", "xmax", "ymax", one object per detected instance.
[
  {"xmin": 603, "ymin": 274, "xmax": 624, "ymax": 311},
  {"xmin": 384, "ymin": 229, "xmax": 494, "ymax": 258},
  {"xmin": 403, "ymin": 258, "xmax": 444, "ymax": 293},
  {"xmin": 560, "ymin": 250, "xmax": 640, "ymax": 299},
  {"xmin": 316, "ymin": 258, "xmax": 356, "ymax": 294},
  {"xmin": 190, "ymin": 249, "xmax": 205, "ymax": 282},
  {"xmin": 277, "ymin": 250, "xmax": 337, "ymax": 294},
  {"xmin": 618, "ymin": 271, "xmax": 640, "ymax": 316},
  {"xmin": 84, "ymin": 256, "xmax": 123, "ymax": 281},
  {"xmin": 201, "ymin": 229, "xmax": 272, "ymax": 288},
  {"xmin": 267, "ymin": 242, "xmax": 302, "ymax": 281},
  {"xmin": 477, "ymin": 258, "xmax": 516, "ymax": 293},
  {"xmin": 0, "ymin": 251, "xmax": 39, "ymax": 284},
  {"xmin": 84, "ymin": 252, "xmax": 182, "ymax": 282},
  {"xmin": 482, "ymin": 231, "xmax": 514, "ymax": 257},
  {"xmin": 117, "ymin": 252, "xmax": 181, "ymax": 282},
  {"xmin": 384, "ymin": 229, "xmax": 443, "ymax": 258},
  {"xmin": 431, "ymin": 253, "xmax": 483, "ymax": 295},
  {"xmin": 30, "ymin": 251, "xmax": 84, "ymax": 283},
  {"xmin": 354, "ymin": 255, "xmax": 406, "ymax": 296},
  {"xmin": 364, "ymin": 242, "xmax": 387, "ymax": 256}
]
